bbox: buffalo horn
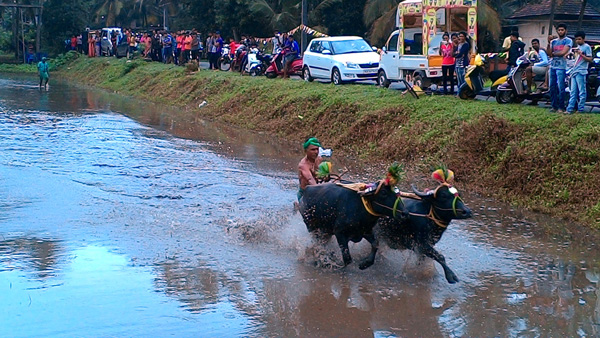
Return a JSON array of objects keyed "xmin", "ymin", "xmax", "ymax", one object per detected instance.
[{"xmin": 411, "ymin": 184, "xmax": 429, "ymax": 199}]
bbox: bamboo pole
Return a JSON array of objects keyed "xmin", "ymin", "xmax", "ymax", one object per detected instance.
[{"xmin": 548, "ymin": 0, "xmax": 557, "ymax": 35}]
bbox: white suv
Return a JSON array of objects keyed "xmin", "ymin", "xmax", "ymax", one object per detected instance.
[{"xmin": 302, "ymin": 36, "xmax": 380, "ymax": 85}]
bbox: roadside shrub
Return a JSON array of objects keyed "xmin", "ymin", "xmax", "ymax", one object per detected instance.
[{"xmin": 50, "ymin": 51, "xmax": 80, "ymax": 70}]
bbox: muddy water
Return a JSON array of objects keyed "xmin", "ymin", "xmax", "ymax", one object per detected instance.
[{"xmin": 1, "ymin": 74, "xmax": 599, "ymax": 338}]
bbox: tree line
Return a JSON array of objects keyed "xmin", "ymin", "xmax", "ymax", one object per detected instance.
[{"xmin": 0, "ymin": 0, "xmax": 599, "ymax": 57}]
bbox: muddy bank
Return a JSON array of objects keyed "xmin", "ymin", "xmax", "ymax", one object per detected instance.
[{"xmin": 48, "ymin": 53, "xmax": 600, "ymax": 229}]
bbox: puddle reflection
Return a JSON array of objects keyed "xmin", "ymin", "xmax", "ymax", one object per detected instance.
[{"xmin": 0, "ymin": 241, "xmax": 256, "ymax": 337}]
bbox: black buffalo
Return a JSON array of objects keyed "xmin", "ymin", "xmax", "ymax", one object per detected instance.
[
  {"xmin": 300, "ymin": 181, "xmax": 406, "ymax": 269},
  {"xmin": 378, "ymin": 183, "xmax": 472, "ymax": 283}
]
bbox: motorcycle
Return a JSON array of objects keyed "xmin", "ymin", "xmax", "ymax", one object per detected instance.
[
  {"xmin": 265, "ymin": 49, "xmax": 303, "ymax": 79},
  {"xmin": 219, "ymin": 44, "xmax": 232, "ymax": 71},
  {"xmin": 231, "ymin": 44, "xmax": 248, "ymax": 72},
  {"xmin": 459, "ymin": 54, "xmax": 508, "ymax": 100},
  {"xmin": 243, "ymin": 47, "xmax": 272, "ymax": 76},
  {"xmin": 496, "ymin": 54, "xmax": 547, "ymax": 104}
]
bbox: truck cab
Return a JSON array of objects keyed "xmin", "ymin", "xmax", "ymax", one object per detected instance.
[{"xmin": 377, "ymin": 0, "xmax": 477, "ymax": 89}]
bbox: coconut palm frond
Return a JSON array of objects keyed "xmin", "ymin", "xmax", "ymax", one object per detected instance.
[
  {"xmin": 368, "ymin": 7, "xmax": 397, "ymax": 45},
  {"xmin": 314, "ymin": 0, "xmax": 342, "ymax": 11},
  {"xmin": 479, "ymin": 0, "xmax": 501, "ymax": 40},
  {"xmin": 249, "ymin": 0, "xmax": 277, "ymax": 19},
  {"xmin": 364, "ymin": 0, "xmax": 399, "ymax": 27}
]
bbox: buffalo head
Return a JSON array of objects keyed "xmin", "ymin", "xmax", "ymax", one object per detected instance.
[
  {"xmin": 359, "ymin": 181, "xmax": 407, "ymax": 220},
  {"xmin": 411, "ymin": 184, "xmax": 472, "ymax": 220}
]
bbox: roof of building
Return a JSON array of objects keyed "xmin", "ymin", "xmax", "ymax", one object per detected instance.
[{"xmin": 509, "ymin": 0, "xmax": 600, "ymax": 20}]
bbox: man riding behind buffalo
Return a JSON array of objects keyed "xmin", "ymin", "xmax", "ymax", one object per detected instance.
[{"xmin": 297, "ymin": 137, "xmax": 323, "ymax": 202}]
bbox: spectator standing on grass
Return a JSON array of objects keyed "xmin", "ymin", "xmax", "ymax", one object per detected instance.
[
  {"xmin": 566, "ymin": 31, "xmax": 593, "ymax": 114},
  {"xmin": 95, "ymin": 35, "xmax": 101, "ymax": 57},
  {"xmin": 77, "ymin": 34, "xmax": 83, "ymax": 53},
  {"xmin": 176, "ymin": 31, "xmax": 184, "ymax": 65},
  {"xmin": 183, "ymin": 32, "xmax": 193, "ymax": 64},
  {"xmin": 70, "ymin": 35, "xmax": 77, "ymax": 51},
  {"xmin": 206, "ymin": 32, "xmax": 215, "ymax": 69},
  {"xmin": 163, "ymin": 31, "xmax": 173, "ymax": 63},
  {"xmin": 214, "ymin": 31, "xmax": 224, "ymax": 70},
  {"xmin": 88, "ymin": 33, "xmax": 96, "ymax": 57},
  {"xmin": 439, "ymin": 32, "xmax": 455, "ymax": 95},
  {"xmin": 547, "ymin": 23, "xmax": 572, "ymax": 113},
  {"xmin": 191, "ymin": 32, "xmax": 201, "ymax": 62},
  {"xmin": 127, "ymin": 30, "xmax": 136, "ymax": 59},
  {"xmin": 454, "ymin": 31, "xmax": 470, "ymax": 90}
]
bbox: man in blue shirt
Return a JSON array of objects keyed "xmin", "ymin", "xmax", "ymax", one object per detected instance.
[
  {"xmin": 566, "ymin": 31, "xmax": 593, "ymax": 114},
  {"xmin": 283, "ymin": 34, "xmax": 299, "ymax": 78},
  {"xmin": 162, "ymin": 32, "xmax": 173, "ymax": 64},
  {"xmin": 546, "ymin": 23, "xmax": 573, "ymax": 113}
]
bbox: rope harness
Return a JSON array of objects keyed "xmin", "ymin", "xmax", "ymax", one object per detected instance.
[{"xmin": 402, "ymin": 183, "xmax": 465, "ymax": 228}]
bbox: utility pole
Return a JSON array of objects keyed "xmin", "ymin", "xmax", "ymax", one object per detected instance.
[
  {"xmin": 578, "ymin": 0, "xmax": 587, "ymax": 31},
  {"xmin": 548, "ymin": 0, "xmax": 556, "ymax": 36},
  {"xmin": 21, "ymin": 7, "xmax": 26, "ymax": 64},
  {"xmin": 301, "ymin": 0, "xmax": 307, "ymax": 55},
  {"xmin": 35, "ymin": 1, "xmax": 43, "ymax": 54}
]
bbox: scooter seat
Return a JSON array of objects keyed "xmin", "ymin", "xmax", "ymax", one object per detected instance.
[{"xmin": 489, "ymin": 69, "xmax": 508, "ymax": 82}]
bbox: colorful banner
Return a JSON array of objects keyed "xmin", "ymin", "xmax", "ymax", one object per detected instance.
[
  {"xmin": 467, "ymin": 6, "xmax": 477, "ymax": 51},
  {"xmin": 423, "ymin": 7, "xmax": 437, "ymax": 55},
  {"xmin": 398, "ymin": 5, "xmax": 404, "ymax": 55},
  {"xmin": 253, "ymin": 25, "xmax": 328, "ymax": 44}
]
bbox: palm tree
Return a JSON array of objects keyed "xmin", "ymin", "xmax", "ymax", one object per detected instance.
[
  {"xmin": 248, "ymin": 0, "xmax": 300, "ymax": 32},
  {"xmin": 94, "ymin": 0, "xmax": 126, "ymax": 26}
]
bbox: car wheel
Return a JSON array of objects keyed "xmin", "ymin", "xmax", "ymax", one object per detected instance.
[
  {"xmin": 377, "ymin": 70, "xmax": 390, "ymax": 88},
  {"xmin": 303, "ymin": 66, "xmax": 314, "ymax": 82},
  {"xmin": 332, "ymin": 68, "xmax": 343, "ymax": 85}
]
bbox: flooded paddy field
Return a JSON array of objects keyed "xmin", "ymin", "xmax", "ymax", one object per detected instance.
[{"xmin": 1, "ymin": 74, "xmax": 599, "ymax": 337}]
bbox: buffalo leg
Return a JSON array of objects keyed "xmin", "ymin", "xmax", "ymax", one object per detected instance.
[
  {"xmin": 335, "ymin": 234, "xmax": 352, "ymax": 266},
  {"xmin": 359, "ymin": 233, "xmax": 378, "ymax": 270},
  {"xmin": 421, "ymin": 245, "xmax": 459, "ymax": 284}
]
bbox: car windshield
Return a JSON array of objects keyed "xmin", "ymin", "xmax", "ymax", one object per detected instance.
[{"xmin": 330, "ymin": 39, "xmax": 372, "ymax": 54}]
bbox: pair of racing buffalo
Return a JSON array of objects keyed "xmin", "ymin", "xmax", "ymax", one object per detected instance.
[{"xmin": 299, "ymin": 167, "xmax": 472, "ymax": 284}]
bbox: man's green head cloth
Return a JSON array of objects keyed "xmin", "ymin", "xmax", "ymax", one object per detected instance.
[{"xmin": 303, "ymin": 137, "xmax": 321, "ymax": 150}]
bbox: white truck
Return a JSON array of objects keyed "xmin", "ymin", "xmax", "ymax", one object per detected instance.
[{"xmin": 377, "ymin": 0, "xmax": 477, "ymax": 89}]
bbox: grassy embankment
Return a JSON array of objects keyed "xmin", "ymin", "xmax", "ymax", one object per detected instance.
[{"xmin": 3, "ymin": 52, "xmax": 600, "ymax": 229}]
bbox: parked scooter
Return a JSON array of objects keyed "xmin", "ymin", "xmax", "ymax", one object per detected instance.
[
  {"xmin": 496, "ymin": 54, "xmax": 547, "ymax": 104},
  {"xmin": 243, "ymin": 47, "xmax": 272, "ymax": 76},
  {"xmin": 459, "ymin": 54, "xmax": 508, "ymax": 100},
  {"xmin": 589, "ymin": 45, "xmax": 600, "ymax": 102},
  {"xmin": 219, "ymin": 44, "xmax": 232, "ymax": 71},
  {"xmin": 265, "ymin": 50, "xmax": 303, "ymax": 78}
]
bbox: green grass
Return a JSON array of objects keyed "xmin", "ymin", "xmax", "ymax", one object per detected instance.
[
  {"xmin": 0, "ymin": 63, "xmax": 38, "ymax": 73},
  {"xmin": 55, "ymin": 55, "xmax": 600, "ymax": 229}
]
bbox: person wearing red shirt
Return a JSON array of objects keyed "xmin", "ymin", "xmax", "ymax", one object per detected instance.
[
  {"xmin": 70, "ymin": 35, "xmax": 77, "ymax": 50},
  {"xmin": 229, "ymin": 38, "xmax": 237, "ymax": 57}
]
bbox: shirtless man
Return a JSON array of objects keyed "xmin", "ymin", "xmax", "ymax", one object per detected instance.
[{"xmin": 297, "ymin": 137, "xmax": 323, "ymax": 201}]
